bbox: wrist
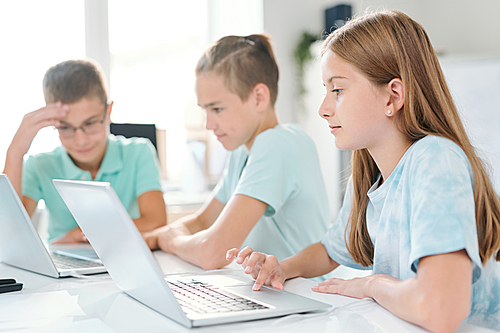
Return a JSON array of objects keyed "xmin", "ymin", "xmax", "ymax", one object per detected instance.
[
  {"xmin": 280, "ymin": 259, "xmax": 296, "ymax": 280},
  {"xmin": 364, "ymin": 274, "xmax": 380, "ymax": 300},
  {"xmin": 5, "ymin": 147, "xmax": 26, "ymax": 162}
]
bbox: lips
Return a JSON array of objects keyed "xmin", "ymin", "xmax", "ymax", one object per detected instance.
[
  {"xmin": 75, "ymin": 147, "xmax": 94, "ymax": 154},
  {"xmin": 329, "ymin": 125, "xmax": 341, "ymax": 134}
]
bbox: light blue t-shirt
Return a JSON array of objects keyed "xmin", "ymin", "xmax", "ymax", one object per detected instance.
[
  {"xmin": 214, "ymin": 123, "xmax": 330, "ymax": 261},
  {"xmin": 322, "ymin": 135, "xmax": 500, "ymax": 329},
  {"xmin": 22, "ymin": 134, "xmax": 163, "ymax": 241}
]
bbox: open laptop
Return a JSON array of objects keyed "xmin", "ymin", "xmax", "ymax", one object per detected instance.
[
  {"xmin": 53, "ymin": 179, "xmax": 331, "ymax": 328},
  {"xmin": 0, "ymin": 174, "xmax": 106, "ymax": 278}
]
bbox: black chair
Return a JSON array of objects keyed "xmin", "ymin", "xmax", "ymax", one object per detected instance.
[{"xmin": 110, "ymin": 123, "xmax": 157, "ymax": 152}]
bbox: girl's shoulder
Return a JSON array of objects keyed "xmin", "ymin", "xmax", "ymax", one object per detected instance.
[
  {"xmin": 408, "ymin": 135, "xmax": 467, "ymax": 161},
  {"xmin": 402, "ymin": 135, "xmax": 472, "ymax": 181}
]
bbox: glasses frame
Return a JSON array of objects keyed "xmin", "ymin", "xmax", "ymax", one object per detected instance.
[{"xmin": 56, "ymin": 104, "xmax": 108, "ymax": 139}]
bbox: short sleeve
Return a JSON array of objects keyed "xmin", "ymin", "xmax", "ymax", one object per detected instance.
[
  {"xmin": 408, "ymin": 141, "xmax": 482, "ymax": 279},
  {"xmin": 233, "ymin": 132, "xmax": 299, "ymax": 216},
  {"xmin": 134, "ymin": 141, "xmax": 163, "ymax": 197},
  {"xmin": 22, "ymin": 155, "xmax": 42, "ymax": 202},
  {"xmin": 213, "ymin": 167, "xmax": 230, "ymax": 204},
  {"xmin": 321, "ymin": 178, "xmax": 371, "ymax": 270}
]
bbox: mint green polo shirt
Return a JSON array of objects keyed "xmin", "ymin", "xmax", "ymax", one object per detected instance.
[
  {"xmin": 22, "ymin": 134, "xmax": 163, "ymax": 241},
  {"xmin": 213, "ymin": 124, "xmax": 330, "ymax": 261}
]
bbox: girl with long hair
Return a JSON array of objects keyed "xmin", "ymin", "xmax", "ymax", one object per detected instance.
[{"xmin": 227, "ymin": 10, "xmax": 500, "ymax": 332}]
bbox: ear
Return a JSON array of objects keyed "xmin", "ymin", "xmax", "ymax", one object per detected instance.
[
  {"xmin": 106, "ymin": 101, "xmax": 114, "ymax": 121},
  {"xmin": 251, "ymin": 83, "xmax": 271, "ymax": 112},
  {"xmin": 385, "ymin": 78, "xmax": 404, "ymax": 117}
]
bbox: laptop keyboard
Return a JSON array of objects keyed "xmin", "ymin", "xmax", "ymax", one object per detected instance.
[
  {"xmin": 51, "ymin": 253, "xmax": 104, "ymax": 270},
  {"xmin": 167, "ymin": 279, "xmax": 269, "ymax": 314}
]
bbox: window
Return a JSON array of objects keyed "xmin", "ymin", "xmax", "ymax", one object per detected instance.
[
  {"xmin": 0, "ymin": 0, "xmax": 85, "ymax": 168},
  {"xmin": 1, "ymin": 0, "xmax": 264, "ymax": 189},
  {"xmin": 108, "ymin": 0, "xmax": 208, "ymax": 182}
]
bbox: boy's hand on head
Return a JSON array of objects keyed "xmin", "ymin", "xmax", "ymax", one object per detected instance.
[
  {"xmin": 10, "ymin": 103, "xmax": 69, "ymax": 156},
  {"xmin": 226, "ymin": 247, "xmax": 285, "ymax": 291}
]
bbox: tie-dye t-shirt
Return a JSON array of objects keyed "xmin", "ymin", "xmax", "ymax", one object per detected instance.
[{"xmin": 322, "ymin": 135, "xmax": 500, "ymax": 329}]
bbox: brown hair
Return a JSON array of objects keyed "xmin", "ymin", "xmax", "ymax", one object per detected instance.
[
  {"xmin": 322, "ymin": 9, "xmax": 500, "ymax": 266},
  {"xmin": 43, "ymin": 59, "xmax": 108, "ymax": 105},
  {"xmin": 195, "ymin": 34, "xmax": 279, "ymax": 106}
]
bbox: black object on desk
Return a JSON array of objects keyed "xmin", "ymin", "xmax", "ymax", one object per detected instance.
[{"xmin": 0, "ymin": 278, "xmax": 23, "ymax": 294}]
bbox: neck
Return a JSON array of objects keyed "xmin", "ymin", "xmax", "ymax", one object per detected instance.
[
  {"xmin": 368, "ymin": 133, "xmax": 414, "ymax": 184},
  {"xmin": 244, "ymin": 107, "xmax": 279, "ymax": 150}
]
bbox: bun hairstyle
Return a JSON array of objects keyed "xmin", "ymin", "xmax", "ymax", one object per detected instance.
[{"xmin": 195, "ymin": 34, "xmax": 279, "ymax": 106}]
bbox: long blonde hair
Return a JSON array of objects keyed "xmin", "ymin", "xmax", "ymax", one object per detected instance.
[{"xmin": 322, "ymin": 10, "xmax": 500, "ymax": 266}]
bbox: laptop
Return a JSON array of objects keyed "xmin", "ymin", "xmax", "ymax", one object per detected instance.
[
  {"xmin": 53, "ymin": 179, "xmax": 331, "ymax": 328},
  {"xmin": 0, "ymin": 174, "xmax": 106, "ymax": 278}
]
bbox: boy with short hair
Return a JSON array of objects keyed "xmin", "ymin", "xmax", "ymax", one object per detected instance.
[{"xmin": 3, "ymin": 59, "xmax": 166, "ymax": 243}]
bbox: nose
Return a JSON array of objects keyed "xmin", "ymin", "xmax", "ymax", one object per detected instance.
[
  {"xmin": 205, "ymin": 112, "xmax": 216, "ymax": 131},
  {"xmin": 72, "ymin": 128, "xmax": 89, "ymax": 145},
  {"xmin": 318, "ymin": 95, "xmax": 334, "ymax": 120}
]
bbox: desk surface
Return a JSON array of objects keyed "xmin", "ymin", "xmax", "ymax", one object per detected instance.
[{"xmin": 0, "ymin": 250, "xmax": 496, "ymax": 333}]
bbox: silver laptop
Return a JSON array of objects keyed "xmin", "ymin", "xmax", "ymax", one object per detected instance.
[
  {"xmin": 53, "ymin": 179, "xmax": 331, "ymax": 328},
  {"xmin": 0, "ymin": 174, "xmax": 106, "ymax": 278}
]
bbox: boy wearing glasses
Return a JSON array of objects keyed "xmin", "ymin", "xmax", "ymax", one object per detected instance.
[{"xmin": 3, "ymin": 59, "xmax": 167, "ymax": 243}]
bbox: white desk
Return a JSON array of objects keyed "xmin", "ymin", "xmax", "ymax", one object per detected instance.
[{"xmin": 0, "ymin": 251, "xmax": 495, "ymax": 333}]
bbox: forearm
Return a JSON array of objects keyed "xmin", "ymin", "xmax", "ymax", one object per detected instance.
[
  {"xmin": 169, "ymin": 228, "xmax": 231, "ymax": 270},
  {"xmin": 281, "ymin": 242, "xmax": 339, "ymax": 280},
  {"xmin": 368, "ymin": 276, "xmax": 425, "ymax": 326},
  {"xmin": 133, "ymin": 215, "xmax": 166, "ymax": 233},
  {"xmin": 3, "ymin": 148, "xmax": 25, "ymax": 198},
  {"xmin": 368, "ymin": 272, "xmax": 469, "ymax": 333},
  {"xmin": 170, "ymin": 213, "xmax": 209, "ymax": 234}
]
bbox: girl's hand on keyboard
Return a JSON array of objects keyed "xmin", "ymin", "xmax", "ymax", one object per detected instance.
[{"xmin": 226, "ymin": 246, "xmax": 285, "ymax": 291}]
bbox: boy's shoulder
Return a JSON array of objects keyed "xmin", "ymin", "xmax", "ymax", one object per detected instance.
[
  {"xmin": 254, "ymin": 123, "xmax": 311, "ymax": 147},
  {"xmin": 26, "ymin": 146, "xmax": 66, "ymax": 164},
  {"xmin": 109, "ymin": 134, "xmax": 153, "ymax": 148},
  {"xmin": 108, "ymin": 134, "xmax": 156, "ymax": 156}
]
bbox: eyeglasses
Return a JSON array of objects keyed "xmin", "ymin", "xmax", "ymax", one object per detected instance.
[{"xmin": 56, "ymin": 105, "xmax": 108, "ymax": 139}]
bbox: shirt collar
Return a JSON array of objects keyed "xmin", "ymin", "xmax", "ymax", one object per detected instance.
[{"xmin": 95, "ymin": 135, "xmax": 123, "ymax": 179}]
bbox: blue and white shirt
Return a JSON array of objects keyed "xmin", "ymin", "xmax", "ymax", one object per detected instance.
[{"xmin": 322, "ymin": 135, "xmax": 500, "ymax": 329}]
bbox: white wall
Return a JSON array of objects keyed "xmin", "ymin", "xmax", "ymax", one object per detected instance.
[
  {"xmin": 263, "ymin": 0, "xmax": 500, "ymax": 214},
  {"xmin": 264, "ymin": 0, "xmax": 500, "ymax": 123}
]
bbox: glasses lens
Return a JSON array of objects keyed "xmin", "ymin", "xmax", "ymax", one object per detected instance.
[
  {"xmin": 81, "ymin": 121, "xmax": 102, "ymax": 134},
  {"xmin": 57, "ymin": 127, "xmax": 74, "ymax": 138}
]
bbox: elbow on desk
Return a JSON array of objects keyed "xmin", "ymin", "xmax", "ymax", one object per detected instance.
[
  {"xmin": 414, "ymin": 292, "xmax": 469, "ymax": 333},
  {"xmin": 196, "ymin": 238, "xmax": 231, "ymax": 271}
]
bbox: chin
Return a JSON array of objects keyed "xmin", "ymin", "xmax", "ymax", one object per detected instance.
[{"xmin": 221, "ymin": 142, "xmax": 240, "ymax": 151}]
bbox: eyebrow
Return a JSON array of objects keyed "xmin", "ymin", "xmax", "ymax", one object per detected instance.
[
  {"xmin": 199, "ymin": 101, "xmax": 222, "ymax": 108},
  {"xmin": 59, "ymin": 114, "xmax": 102, "ymax": 126},
  {"xmin": 327, "ymin": 75, "xmax": 348, "ymax": 83}
]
